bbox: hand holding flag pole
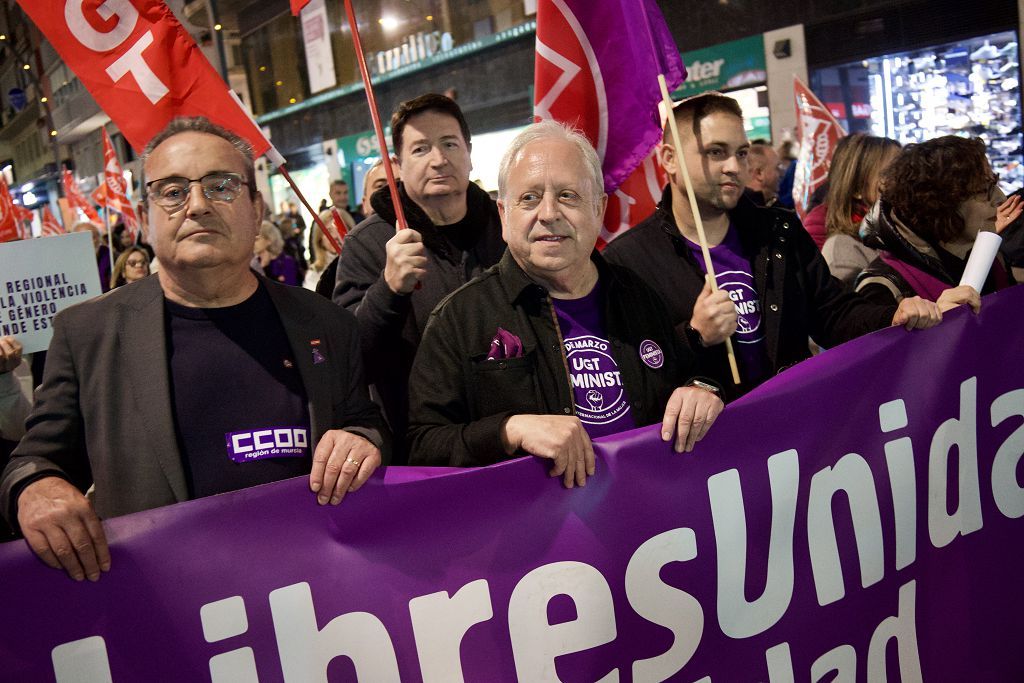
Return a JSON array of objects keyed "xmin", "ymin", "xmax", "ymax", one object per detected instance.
[{"xmin": 639, "ymin": 11, "xmax": 741, "ymax": 385}]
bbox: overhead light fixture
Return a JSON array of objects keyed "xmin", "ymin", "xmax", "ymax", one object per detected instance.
[
  {"xmin": 259, "ymin": 66, "xmax": 267, "ymax": 72},
  {"xmin": 275, "ymin": 80, "xmax": 283, "ymax": 86},
  {"xmin": 23, "ymin": 64, "xmax": 30, "ymax": 70},
  {"xmin": 289, "ymin": 97, "xmax": 296, "ymax": 104},
  {"xmin": 0, "ymin": 35, "xmax": 6, "ymax": 41},
  {"xmin": 378, "ymin": 15, "xmax": 400, "ymax": 31},
  {"xmin": 40, "ymin": 96, "xmax": 47, "ymax": 103},
  {"xmin": 50, "ymin": 129, "xmax": 57, "ymax": 137},
  {"xmin": 214, "ymin": 23, "xmax": 222, "ymax": 31}
]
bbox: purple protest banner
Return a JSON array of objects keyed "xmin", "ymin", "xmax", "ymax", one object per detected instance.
[{"xmin": 1, "ymin": 287, "xmax": 1023, "ymax": 681}]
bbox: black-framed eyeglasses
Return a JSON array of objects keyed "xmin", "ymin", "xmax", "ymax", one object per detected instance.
[{"xmin": 145, "ymin": 172, "xmax": 253, "ymax": 210}]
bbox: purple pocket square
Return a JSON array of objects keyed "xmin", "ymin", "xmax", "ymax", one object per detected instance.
[{"xmin": 486, "ymin": 327, "xmax": 524, "ymax": 360}]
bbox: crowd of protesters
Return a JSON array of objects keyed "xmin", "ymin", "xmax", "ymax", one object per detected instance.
[{"xmin": 0, "ymin": 90, "xmax": 1018, "ymax": 579}]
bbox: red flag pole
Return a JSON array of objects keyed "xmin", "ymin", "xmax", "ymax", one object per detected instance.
[
  {"xmin": 225, "ymin": 92, "xmax": 344, "ymax": 255},
  {"xmin": 341, "ymin": 0, "xmax": 408, "ymax": 232},
  {"xmin": 638, "ymin": 6, "xmax": 740, "ymax": 385}
]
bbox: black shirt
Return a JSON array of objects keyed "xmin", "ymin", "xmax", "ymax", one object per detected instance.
[{"xmin": 165, "ymin": 282, "xmax": 311, "ymax": 498}]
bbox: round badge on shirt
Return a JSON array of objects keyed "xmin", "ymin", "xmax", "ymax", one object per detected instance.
[{"xmin": 639, "ymin": 339, "xmax": 664, "ymax": 369}]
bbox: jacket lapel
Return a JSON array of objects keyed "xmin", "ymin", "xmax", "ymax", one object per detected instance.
[
  {"xmin": 119, "ymin": 276, "xmax": 188, "ymax": 501},
  {"xmin": 264, "ymin": 280, "xmax": 332, "ymax": 442}
]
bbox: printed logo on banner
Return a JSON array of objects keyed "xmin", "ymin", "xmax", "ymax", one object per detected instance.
[
  {"xmin": 564, "ymin": 334, "xmax": 630, "ymax": 424},
  {"xmin": 225, "ymin": 427, "xmax": 309, "ymax": 463}
]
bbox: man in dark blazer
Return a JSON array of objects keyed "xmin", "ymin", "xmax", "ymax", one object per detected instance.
[{"xmin": 0, "ymin": 117, "xmax": 387, "ymax": 582}]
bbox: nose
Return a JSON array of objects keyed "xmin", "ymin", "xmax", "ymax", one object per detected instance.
[
  {"xmin": 185, "ymin": 182, "xmax": 211, "ymax": 216},
  {"xmin": 427, "ymin": 145, "xmax": 448, "ymax": 167},
  {"xmin": 537, "ymin": 191, "xmax": 560, "ymax": 223}
]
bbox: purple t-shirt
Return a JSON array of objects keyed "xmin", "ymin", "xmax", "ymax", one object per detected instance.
[
  {"xmin": 552, "ymin": 286, "xmax": 636, "ymax": 439},
  {"xmin": 685, "ymin": 225, "xmax": 768, "ymax": 384}
]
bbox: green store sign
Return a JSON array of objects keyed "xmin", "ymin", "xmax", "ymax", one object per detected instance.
[{"xmin": 673, "ymin": 34, "xmax": 767, "ymax": 96}]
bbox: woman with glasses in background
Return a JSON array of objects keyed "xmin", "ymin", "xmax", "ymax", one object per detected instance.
[{"xmin": 110, "ymin": 246, "xmax": 151, "ymax": 289}]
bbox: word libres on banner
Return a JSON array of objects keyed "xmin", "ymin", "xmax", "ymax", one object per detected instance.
[{"xmin": 1, "ymin": 289, "xmax": 1023, "ymax": 681}]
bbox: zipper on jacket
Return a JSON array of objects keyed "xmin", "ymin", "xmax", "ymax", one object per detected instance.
[{"xmin": 545, "ymin": 296, "xmax": 577, "ymax": 417}]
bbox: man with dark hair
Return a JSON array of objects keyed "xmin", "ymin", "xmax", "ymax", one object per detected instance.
[
  {"xmin": 2, "ymin": 116, "xmax": 387, "ymax": 582},
  {"xmin": 603, "ymin": 93, "xmax": 971, "ymax": 398},
  {"xmin": 334, "ymin": 93, "xmax": 505, "ymax": 462},
  {"xmin": 329, "ymin": 178, "xmax": 363, "ymax": 225}
]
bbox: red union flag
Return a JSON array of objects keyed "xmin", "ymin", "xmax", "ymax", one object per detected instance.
[
  {"xmin": 17, "ymin": 0, "xmax": 270, "ymax": 156},
  {"xmin": 534, "ymin": 0, "xmax": 685, "ymax": 247},
  {"xmin": 63, "ymin": 167, "xmax": 102, "ymax": 224},
  {"xmin": 40, "ymin": 206, "xmax": 66, "ymax": 237},
  {"xmin": 0, "ymin": 176, "xmax": 19, "ymax": 243},
  {"xmin": 101, "ymin": 129, "xmax": 139, "ymax": 239},
  {"xmin": 793, "ymin": 77, "xmax": 846, "ymax": 218}
]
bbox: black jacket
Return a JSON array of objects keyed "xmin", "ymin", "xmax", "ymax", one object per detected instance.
[
  {"xmin": 407, "ymin": 250, "xmax": 711, "ymax": 467},
  {"xmin": 856, "ymin": 200, "xmax": 1014, "ymax": 304},
  {"xmin": 333, "ymin": 181, "xmax": 505, "ymax": 463},
  {"xmin": 603, "ymin": 186, "xmax": 896, "ymax": 398}
]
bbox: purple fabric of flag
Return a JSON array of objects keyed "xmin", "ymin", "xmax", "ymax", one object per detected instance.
[{"xmin": 534, "ymin": 0, "xmax": 685, "ymax": 193}]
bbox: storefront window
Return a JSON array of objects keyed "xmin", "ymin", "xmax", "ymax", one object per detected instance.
[
  {"xmin": 242, "ymin": 0, "xmax": 532, "ymax": 116},
  {"xmin": 812, "ymin": 31, "xmax": 1022, "ymax": 191}
]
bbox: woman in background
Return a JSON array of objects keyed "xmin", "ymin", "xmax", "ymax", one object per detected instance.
[
  {"xmin": 820, "ymin": 135, "xmax": 902, "ymax": 287},
  {"xmin": 856, "ymin": 135, "xmax": 1016, "ymax": 306},
  {"xmin": 110, "ymin": 246, "xmax": 151, "ymax": 289}
]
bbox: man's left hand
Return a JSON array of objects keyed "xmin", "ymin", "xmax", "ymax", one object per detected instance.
[
  {"xmin": 310, "ymin": 430, "xmax": 381, "ymax": 505},
  {"xmin": 660, "ymin": 386, "xmax": 725, "ymax": 453}
]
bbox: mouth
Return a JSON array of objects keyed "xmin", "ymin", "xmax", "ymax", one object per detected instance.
[{"xmin": 535, "ymin": 234, "xmax": 568, "ymax": 243}]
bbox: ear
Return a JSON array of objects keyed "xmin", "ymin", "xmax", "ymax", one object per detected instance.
[
  {"xmin": 597, "ymin": 193, "xmax": 609, "ymax": 222},
  {"xmin": 657, "ymin": 143, "xmax": 677, "ymax": 176},
  {"xmin": 496, "ymin": 199, "xmax": 510, "ymax": 243},
  {"xmin": 251, "ymin": 191, "xmax": 266, "ymax": 231}
]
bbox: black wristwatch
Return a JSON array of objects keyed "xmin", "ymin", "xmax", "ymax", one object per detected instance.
[{"xmin": 684, "ymin": 322, "xmax": 707, "ymax": 348}]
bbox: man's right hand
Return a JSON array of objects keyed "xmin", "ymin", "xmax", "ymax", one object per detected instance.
[
  {"xmin": 689, "ymin": 278, "xmax": 737, "ymax": 346},
  {"xmin": 383, "ymin": 228, "xmax": 428, "ymax": 294},
  {"xmin": 17, "ymin": 476, "xmax": 109, "ymax": 582},
  {"xmin": 501, "ymin": 415, "xmax": 596, "ymax": 489}
]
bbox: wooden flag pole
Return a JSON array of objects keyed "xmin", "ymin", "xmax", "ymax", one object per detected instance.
[{"xmin": 657, "ymin": 75, "xmax": 741, "ymax": 385}]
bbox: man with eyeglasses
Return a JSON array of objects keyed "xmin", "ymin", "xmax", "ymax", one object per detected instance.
[{"xmin": 0, "ymin": 117, "xmax": 387, "ymax": 582}]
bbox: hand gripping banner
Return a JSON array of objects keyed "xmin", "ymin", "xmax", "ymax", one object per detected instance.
[{"xmin": 1, "ymin": 288, "xmax": 1023, "ymax": 680}]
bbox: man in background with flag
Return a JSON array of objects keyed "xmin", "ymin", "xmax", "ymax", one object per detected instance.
[
  {"xmin": 1, "ymin": 117, "xmax": 387, "ymax": 582},
  {"xmin": 604, "ymin": 92, "xmax": 979, "ymax": 398}
]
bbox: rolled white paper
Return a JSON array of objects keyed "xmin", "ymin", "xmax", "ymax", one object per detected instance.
[{"xmin": 960, "ymin": 231, "xmax": 1003, "ymax": 292}]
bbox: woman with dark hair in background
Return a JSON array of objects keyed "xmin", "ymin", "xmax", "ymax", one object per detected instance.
[
  {"xmin": 856, "ymin": 135, "xmax": 1017, "ymax": 307},
  {"xmin": 820, "ymin": 134, "xmax": 902, "ymax": 287},
  {"xmin": 110, "ymin": 246, "xmax": 151, "ymax": 289}
]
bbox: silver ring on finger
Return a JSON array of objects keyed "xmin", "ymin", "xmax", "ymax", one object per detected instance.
[{"xmin": 345, "ymin": 457, "xmax": 361, "ymax": 467}]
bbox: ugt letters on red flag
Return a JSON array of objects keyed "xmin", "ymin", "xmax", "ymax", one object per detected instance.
[
  {"xmin": 793, "ymin": 76, "xmax": 846, "ymax": 219},
  {"xmin": 18, "ymin": 0, "xmax": 269, "ymax": 155},
  {"xmin": 534, "ymin": 0, "xmax": 686, "ymax": 247}
]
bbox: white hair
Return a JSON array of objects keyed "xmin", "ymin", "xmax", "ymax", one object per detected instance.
[{"xmin": 497, "ymin": 120, "xmax": 605, "ymax": 203}]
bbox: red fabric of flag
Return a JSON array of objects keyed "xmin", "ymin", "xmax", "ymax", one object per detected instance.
[
  {"xmin": 0, "ymin": 178, "xmax": 22, "ymax": 242},
  {"xmin": 41, "ymin": 206, "xmax": 66, "ymax": 236},
  {"xmin": 101, "ymin": 129, "xmax": 139, "ymax": 240},
  {"xmin": 793, "ymin": 77, "xmax": 846, "ymax": 219},
  {"xmin": 17, "ymin": 0, "xmax": 270, "ymax": 155},
  {"xmin": 63, "ymin": 167, "xmax": 102, "ymax": 224}
]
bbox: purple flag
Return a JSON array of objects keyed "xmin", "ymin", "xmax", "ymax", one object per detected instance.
[
  {"xmin": 534, "ymin": 0, "xmax": 685, "ymax": 194},
  {"xmin": 1, "ymin": 288, "xmax": 1024, "ymax": 680}
]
